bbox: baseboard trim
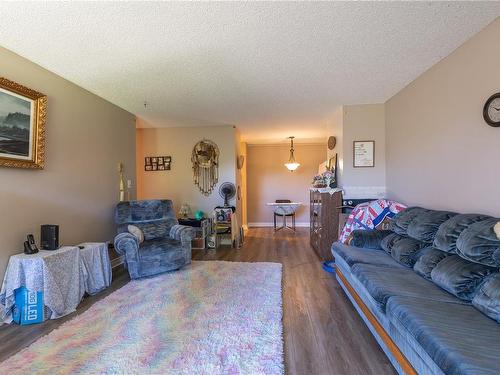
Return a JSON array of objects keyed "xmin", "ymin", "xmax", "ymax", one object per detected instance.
[
  {"xmin": 336, "ymin": 268, "xmax": 417, "ymax": 375},
  {"xmin": 248, "ymin": 222, "xmax": 310, "ymax": 228}
]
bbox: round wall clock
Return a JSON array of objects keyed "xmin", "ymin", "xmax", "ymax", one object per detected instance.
[
  {"xmin": 483, "ymin": 92, "xmax": 500, "ymax": 127},
  {"xmin": 327, "ymin": 136, "xmax": 337, "ymax": 150}
]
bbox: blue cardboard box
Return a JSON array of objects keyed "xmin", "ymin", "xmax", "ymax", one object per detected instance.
[{"xmin": 12, "ymin": 286, "xmax": 44, "ymax": 325}]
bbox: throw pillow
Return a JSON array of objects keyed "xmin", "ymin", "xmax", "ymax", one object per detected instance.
[
  {"xmin": 431, "ymin": 255, "xmax": 497, "ymax": 301},
  {"xmin": 413, "ymin": 247, "xmax": 451, "ymax": 280},
  {"xmin": 495, "ymin": 222, "xmax": 500, "ymax": 240},
  {"xmin": 472, "ymin": 274, "xmax": 500, "ymax": 323},
  {"xmin": 127, "ymin": 225, "xmax": 144, "ymax": 244}
]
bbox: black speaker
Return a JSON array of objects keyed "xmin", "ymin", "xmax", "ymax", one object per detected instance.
[{"xmin": 41, "ymin": 224, "xmax": 59, "ymax": 250}]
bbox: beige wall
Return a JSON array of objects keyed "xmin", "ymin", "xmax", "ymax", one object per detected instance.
[
  {"xmin": 247, "ymin": 143, "xmax": 325, "ymax": 226},
  {"xmin": 326, "ymin": 107, "xmax": 344, "ymax": 186},
  {"xmin": 136, "ymin": 126, "xmax": 237, "ymax": 216},
  {"xmin": 386, "ymin": 18, "xmax": 500, "ymax": 216},
  {"xmin": 342, "ymin": 104, "xmax": 386, "ymax": 198},
  {"xmin": 326, "ymin": 104, "xmax": 386, "ymax": 198},
  {"xmin": 235, "ymin": 132, "xmax": 248, "ymax": 228},
  {"xmin": 0, "ymin": 47, "xmax": 136, "ymax": 280}
]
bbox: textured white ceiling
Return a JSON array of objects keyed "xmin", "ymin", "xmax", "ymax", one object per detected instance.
[{"xmin": 0, "ymin": 2, "xmax": 499, "ymax": 143}]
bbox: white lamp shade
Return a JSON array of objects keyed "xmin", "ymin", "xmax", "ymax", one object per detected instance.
[{"xmin": 285, "ymin": 162, "xmax": 300, "ymax": 171}]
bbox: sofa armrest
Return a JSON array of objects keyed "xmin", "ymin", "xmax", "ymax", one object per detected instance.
[
  {"xmin": 114, "ymin": 232, "xmax": 141, "ymax": 279},
  {"xmin": 350, "ymin": 229, "xmax": 393, "ymax": 249},
  {"xmin": 170, "ymin": 225, "xmax": 195, "ymax": 244}
]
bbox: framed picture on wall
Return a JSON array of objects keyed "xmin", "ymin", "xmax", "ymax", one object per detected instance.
[
  {"xmin": 0, "ymin": 77, "xmax": 47, "ymax": 169},
  {"xmin": 353, "ymin": 140, "xmax": 375, "ymax": 168},
  {"xmin": 145, "ymin": 155, "xmax": 172, "ymax": 171}
]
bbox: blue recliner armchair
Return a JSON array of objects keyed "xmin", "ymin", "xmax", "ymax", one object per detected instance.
[{"xmin": 113, "ymin": 200, "xmax": 194, "ymax": 279}]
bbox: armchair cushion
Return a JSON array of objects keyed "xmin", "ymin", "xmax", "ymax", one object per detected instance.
[
  {"xmin": 134, "ymin": 220, "xmax": 176, "ymax": 241},
  {"xmin": 170, "ymin": 224, "xmax": 195, "ymax": 243}
]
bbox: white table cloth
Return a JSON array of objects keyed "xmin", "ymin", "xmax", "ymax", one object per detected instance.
[
  {"xmin": 0, "ymin": 247, "xmax": 85, "ymax": 323},
  {"xmin": 266, "ymin": 202, "xmax": 302, "ymax": 215},
  {"xmin": 266, "ymin": 202, "xmax": 302, "ymax": 231},
  {"xmin": 78, "ymin": 242, "xmax": 112, "ymax": 296}
]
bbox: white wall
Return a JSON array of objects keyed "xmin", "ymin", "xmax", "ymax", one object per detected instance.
[
  {"xmin": 386, "ymin": 18, "xmax": 500, "ymax": 215},
  {"xmin": 136, "ymin": 125, "xmax": 237, "ymax": 216}
]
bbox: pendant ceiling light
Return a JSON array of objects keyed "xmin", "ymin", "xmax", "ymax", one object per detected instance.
[{"xmin": 284, "ymin": 136, "xmax": 300, "ymax": 172}]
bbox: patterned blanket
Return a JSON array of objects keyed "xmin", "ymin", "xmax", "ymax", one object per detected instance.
[{"xmin": 339, "ymin": 199, "xmax": 406, "ymax": 243}]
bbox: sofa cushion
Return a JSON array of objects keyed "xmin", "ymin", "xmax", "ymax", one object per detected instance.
[
  {"xmin": 387, "ymin": 296, "xmax": 500, "ymax": 375},
  {"xmin": 380, "ymin": 232, "xmax": 400, "ymax": 254},
  {"xmin": 332, "ymin": 242, "xmax": 405, "ymax": 270},
  {"xmin": 431, "ymin": 255, "xmax": 497, "ymax": 301},
  {"xmin": 390, "ymin": 237, "xmax": 428, "ymax": 267},
  {"xmin": 413, "ymin": 247, "xmax": 451, "ymax": 280},
  {"xmin": 472, "ymin": 274, "xmax": 500, "ymax": 322},
  {"xmin": 433, "ymin": 214, "xmax": 492, "ymax": 253},
  {"xmin": 391, "ymin": 207, "xmax": 429, "ymax": 236},
  {"xmin": 349, "ymin": 229, "xmax": 393, "ymax": 249},
  {"xmin": 456, "ymin": 218, "xmax": 500, "ymax": 268},
  {"xmin": 406, "ymin": 210, "xmax": 457, "ymax": 243},
  {"xmin": 351, "ymin": 263, "xmax": 466, "ymax": 313}
]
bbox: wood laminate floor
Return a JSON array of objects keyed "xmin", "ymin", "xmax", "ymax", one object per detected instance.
[{"xmin": 0, "ymin": 228, "xmax": 395, "ymax": 374}]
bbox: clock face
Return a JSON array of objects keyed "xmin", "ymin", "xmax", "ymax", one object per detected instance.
[{"xmin": 484, "ymin": 93, "xmax": 500, "ymax": 127}]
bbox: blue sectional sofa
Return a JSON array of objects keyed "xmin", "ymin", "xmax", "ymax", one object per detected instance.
[{"xmin": 332, "ymin": 207, "xmax": 500, "ymax": 375}]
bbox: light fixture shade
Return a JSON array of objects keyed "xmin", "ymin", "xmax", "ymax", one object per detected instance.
[
  {"xmin": 285, "ymin": 162, "xmax": 300, "ymax": 171},
  {"xmin": 285, "ymin": 136, "xmax": 300, "ymax": 172}
]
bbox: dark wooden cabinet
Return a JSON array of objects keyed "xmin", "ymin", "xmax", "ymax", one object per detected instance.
[{"xmin": 310, "ymin": 189, "xmax": 342, "ymax": 261}]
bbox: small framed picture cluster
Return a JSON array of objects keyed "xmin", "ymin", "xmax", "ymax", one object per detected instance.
[{"xmin": 145, "ymin": 156, "xmax": 171, "ymax": 171}]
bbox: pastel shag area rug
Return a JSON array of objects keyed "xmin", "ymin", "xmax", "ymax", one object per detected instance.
[{"xmin": 0, "ymin": 261, "xmax": 283, "ymax": 375}]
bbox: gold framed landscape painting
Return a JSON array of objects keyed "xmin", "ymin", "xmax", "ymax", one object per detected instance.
[{"xmin": 0, "ymin": 77, "xmax": 46, "ymax": 169}]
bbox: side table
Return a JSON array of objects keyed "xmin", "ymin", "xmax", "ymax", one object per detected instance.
[
  {"xmin": 78, "ymin": 242, "xmax": 112, "ymax": 295},
  {"xmin": 178, "ymin": 218, "xmax": 210, "ymax": 250},
  {"xmin": 0, "ymin": 247, "xmax": 85, "ymax": 323}
]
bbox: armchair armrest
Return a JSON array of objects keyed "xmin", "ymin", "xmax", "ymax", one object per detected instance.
[
  {"xmin": 350, "ymin": 229, "xmax": 393, "ymax": 249},
  {"xmin": 170, "ymin": 225, "xmax": 195, "ymax": 244},
  {"xmin": 113, "ymin": 232, "xmax": 141, "ymax": 279}
]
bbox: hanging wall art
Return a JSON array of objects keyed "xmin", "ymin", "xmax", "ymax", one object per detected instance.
[{"xmin": 191, "ymin": 139, "xmax": 219, "ymax": 196}]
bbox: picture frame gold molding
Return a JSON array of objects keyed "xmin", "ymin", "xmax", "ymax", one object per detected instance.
[{"xmin": 0, "ymin": 77, "xmax": 47, "ymax": 169}]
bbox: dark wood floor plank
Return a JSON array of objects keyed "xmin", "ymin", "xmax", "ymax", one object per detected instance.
[{"xmin": 0, "ymin": 228, "xmax": 394, "ymax": 374}]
